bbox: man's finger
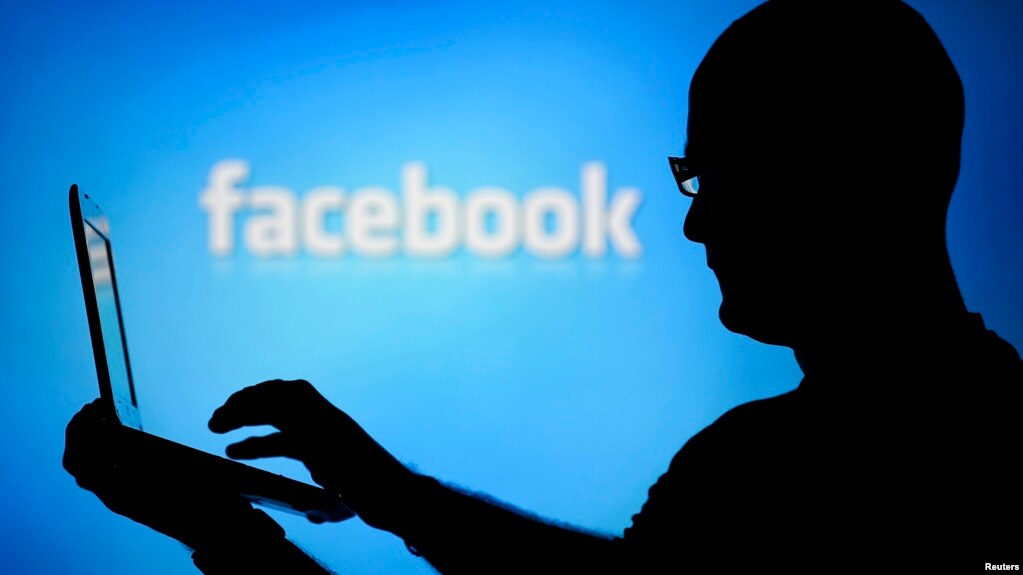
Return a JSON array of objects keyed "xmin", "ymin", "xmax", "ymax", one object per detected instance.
[
  {"xmin": 209, "ymin": 379, "xmax": 320, "ymax": 433},
  {"xmin": 225, "ymin": 432, "xmax": 297, "ymax": 460}
]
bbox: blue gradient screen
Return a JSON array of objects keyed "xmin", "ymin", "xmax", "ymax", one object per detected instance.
[{"xmin": 2, "ymin": 1, "xmax": 1021, "ymax": 573}]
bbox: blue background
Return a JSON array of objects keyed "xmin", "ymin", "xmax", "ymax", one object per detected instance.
[{"xmin": 2, "ymin": 1, "xmax": 1021, "ymax": 573}]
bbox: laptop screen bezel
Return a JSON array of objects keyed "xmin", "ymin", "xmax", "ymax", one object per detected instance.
[{"xmin": 70, "ymin": 185, "xmax": 143, "ymax": 429}]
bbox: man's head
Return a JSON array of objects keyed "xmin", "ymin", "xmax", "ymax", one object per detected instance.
[{"xmin": 681, "ymin": 0, "xmax": 965, "ymax": 347}]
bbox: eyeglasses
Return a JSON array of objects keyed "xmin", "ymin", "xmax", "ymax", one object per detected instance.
[{"xmin": 667, "ymin": 156, "xmax": 704, "ymax": 197}]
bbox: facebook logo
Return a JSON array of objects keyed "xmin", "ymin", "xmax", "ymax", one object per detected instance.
[{"xmin": 199, "ymin": 160, "xmax": 643, "ymax": 260}]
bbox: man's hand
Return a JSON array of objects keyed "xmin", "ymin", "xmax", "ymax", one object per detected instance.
[
  {"xmin": 207, "ymin": 380, "xmax": 626, "ymax": 574},
  {"xmin": 63, "ymin": 400, "xmax": 284, "ymax": 552},
  {"xmin": 208, "ymin": 379, "xmax": 417, "ymax": 531}
]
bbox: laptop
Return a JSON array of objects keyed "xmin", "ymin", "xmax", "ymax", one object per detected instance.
[{"xmin": 69, "ymin": 184, "xmax": 354, "ymax": 523}]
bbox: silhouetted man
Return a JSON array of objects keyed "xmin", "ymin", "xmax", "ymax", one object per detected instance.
[{"xmin": 64, "ymin": 0, "xmax": 1022, "ymax": 572}]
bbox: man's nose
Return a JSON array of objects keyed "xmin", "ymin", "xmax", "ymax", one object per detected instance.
[{"xmin": 683, "ymin": 192, "xmax": 708, "ymax": 245}]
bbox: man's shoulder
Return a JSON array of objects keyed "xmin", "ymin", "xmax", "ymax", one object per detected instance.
[
  {"xmin": 664, "ymin": 389, "xmax": 804, "ymax": 475},
  {"xmin": 694, "ymin": 390, "xmax": 800, "ymax": 439},
  {"xmin": 623, "ymin": 388, "xmax": 810, "ymax": 551}
]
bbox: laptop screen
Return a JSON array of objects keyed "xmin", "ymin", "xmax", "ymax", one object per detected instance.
[{"xmin": 82, "ymin": 215, "xmax": 142, "ymax": 430}]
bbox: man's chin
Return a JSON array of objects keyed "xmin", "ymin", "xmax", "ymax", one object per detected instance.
[{"xmin": 718, "ymin": 300, "xmax": 795, "ymax": 348}]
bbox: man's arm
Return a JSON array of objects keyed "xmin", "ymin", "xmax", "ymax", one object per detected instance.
[
  {"xmin": 64, "ymin": 400, "xmax": 334, "ymax": 575},
  {"xmin": 381, "ymin": 473, "xmax": 624, "ymax": 574},
  {"xmin": 210, "ymin": 380, "xmax": 629, "ymax": 573}
]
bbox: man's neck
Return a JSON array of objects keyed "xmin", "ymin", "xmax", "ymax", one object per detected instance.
[{"xmin": 792, "ymin": 295, "xmax": 975, "ymax": 383}]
